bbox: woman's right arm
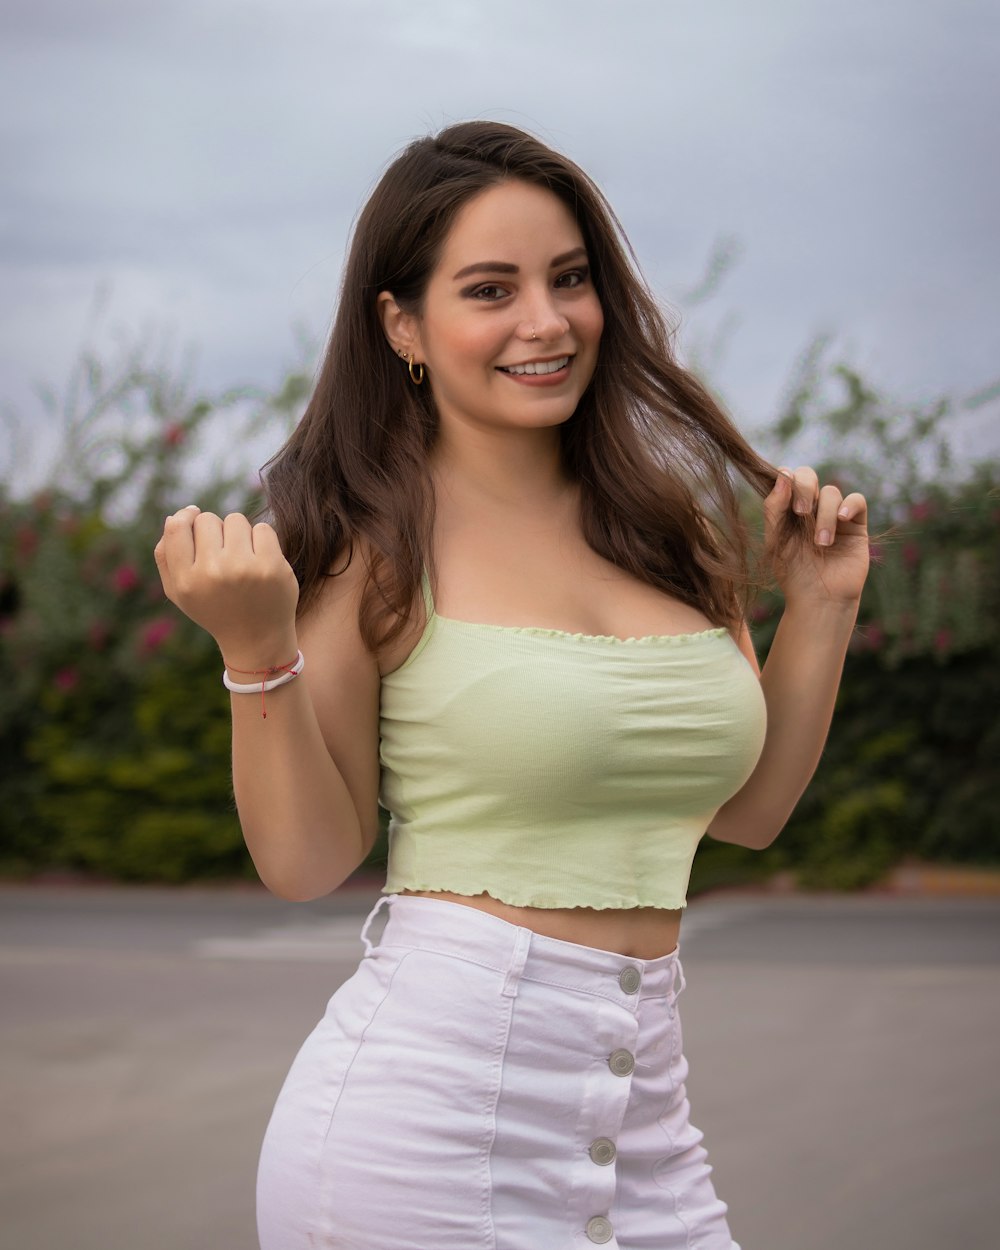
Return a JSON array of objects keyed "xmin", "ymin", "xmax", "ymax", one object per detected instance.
[{"xmin": 154, "ymin": 506, "xmax": 381, "ymax": 901}]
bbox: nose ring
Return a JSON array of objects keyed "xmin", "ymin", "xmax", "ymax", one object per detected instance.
[{"xmin": 530, "ymin": 326, "xmax": 538, "ymax": 340}]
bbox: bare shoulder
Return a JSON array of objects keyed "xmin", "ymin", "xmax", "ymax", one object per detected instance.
[
  {"xmin": 296, "ymin": 544, "xmax": 383, "ymax": 851},
  {"xmin": 735, "ymin": 619, "xmax": 761, "ymax": 675}
]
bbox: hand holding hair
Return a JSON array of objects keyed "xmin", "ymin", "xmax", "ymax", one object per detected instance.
[{"xmin": 763, "ymin": 466, "xmax": 870, "ymax": 608}]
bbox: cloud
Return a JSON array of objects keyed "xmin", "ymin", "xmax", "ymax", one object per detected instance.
[{"xmin": 2, "ymin": 0, "xmax": 998, "ymax": 482}]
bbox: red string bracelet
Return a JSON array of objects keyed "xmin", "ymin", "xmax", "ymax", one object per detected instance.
[{"xmin": 221, "ymin": 651, "xmax": 305, "ymax": 718}]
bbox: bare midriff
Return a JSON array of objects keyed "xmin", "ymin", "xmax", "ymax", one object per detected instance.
[{"xmin": 397, "ymin": 889, "xmax": 682, "ymax": 959}]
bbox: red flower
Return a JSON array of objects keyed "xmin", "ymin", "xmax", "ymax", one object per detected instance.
[
  {"xmin": 902, "ymin": 542, "xmax": 920, "ymax": 569},
  {"xmin": 909, "ymin": 501, "xmax": 933, "ymax": 522},
  {"xmin": 53, "ymin": 666, "xmax": 79, "ymax": 692},
  {"xmin": 933, "ymin": 628, "xmax": 953, "ymax": 656},
  {"xmin": 111, "ymin": 564, "xmax": 140, "ymax": 593},
  {"xmin": 163, "ymin": 422, "xmax": 185, "ymax": 447},
  {"xmin": 138, "ymin": 616, "xmax": 176, "ymax": 655}
]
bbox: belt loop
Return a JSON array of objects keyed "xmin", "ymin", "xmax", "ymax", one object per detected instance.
[
  {"xmin": 360, "ymin": 894, "xmax": 394, "ymax": 956},
  {"xmin": 671, "ymin": 954, "xmax": 687, "ymax": 1003},
  {"xmin": 501, "ymin": 926, "xmax": 532, "ymax": 999}
]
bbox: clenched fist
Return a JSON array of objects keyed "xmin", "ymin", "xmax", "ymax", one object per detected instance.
[{"xmin": 153, "ymin": 506, "xmax": 300, "ymax": 669}]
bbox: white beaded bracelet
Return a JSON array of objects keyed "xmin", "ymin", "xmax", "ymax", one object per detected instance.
[{"xmin": 222, "ymin": 651, "xmax": 305, "ymax": 717}]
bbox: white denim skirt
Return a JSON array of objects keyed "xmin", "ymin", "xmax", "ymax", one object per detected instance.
[{"xmin": 256, "ymin": 894, "xmax": 740, "ymax": 1250}]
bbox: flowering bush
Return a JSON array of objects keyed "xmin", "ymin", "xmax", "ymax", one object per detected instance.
[
  {"xmin": 691, "ymin": 350, "xmax": 1000, "ymax": 892},
  {"xmin": 0, "ymin": 340, "xmax": 312, "ymax": 879},
  {"xmin": 1, "ymin": 336, "xmax": 997, "ymax": 887}
]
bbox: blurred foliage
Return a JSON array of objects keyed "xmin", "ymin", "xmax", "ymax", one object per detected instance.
[
  {"xmin": 691, "ymin": 341, "xmax": 1000, "ymax": 894},
  {"xmin": 1, "ymin": 333, "xmax": 998, "ymax": 891},
  {"xmin": 0, "ymin": 337, "xmax": 315, "ymax": 880}
]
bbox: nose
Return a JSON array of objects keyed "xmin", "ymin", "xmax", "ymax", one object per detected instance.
[{"xmin": 517, "ymin": 290, "xmax": 569, "ymax": 343}]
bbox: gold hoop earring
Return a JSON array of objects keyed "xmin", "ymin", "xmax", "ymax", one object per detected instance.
[{"xmin": 407, "ymin": 354, "xmax": 425, "ymax": 386}]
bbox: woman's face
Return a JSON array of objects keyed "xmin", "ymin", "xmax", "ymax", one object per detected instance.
[{"xmin": 396, "ymin": 179, "xmax": 604, "ymax": 441}]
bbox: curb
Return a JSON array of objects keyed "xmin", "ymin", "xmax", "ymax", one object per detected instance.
[{"xmin": 881, "ymin": 863, "xmax": 1000, "ymax": 898}]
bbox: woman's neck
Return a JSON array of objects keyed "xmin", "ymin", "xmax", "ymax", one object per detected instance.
[{"xmin": 429, "ymin": 428, "xmax": 576, "ymax": 513}]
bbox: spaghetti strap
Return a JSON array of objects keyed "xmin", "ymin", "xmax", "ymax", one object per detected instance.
[{"xmin": 420, "ymin": 565, "xmax": 436, "ymax": 618}]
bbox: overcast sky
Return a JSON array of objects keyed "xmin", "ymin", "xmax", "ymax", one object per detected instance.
[{"xmin": 2, "ymin": 0, "xmax": 998, "ymax": 487}]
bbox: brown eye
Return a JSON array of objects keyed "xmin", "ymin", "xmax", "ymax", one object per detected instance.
[{"xmin": 555, "ymin": 267, "xmax": 589, "ymax": 289}]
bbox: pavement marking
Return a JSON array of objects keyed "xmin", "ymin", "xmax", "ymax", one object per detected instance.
[
  {"xmin": 190, "ymin": 900, "xmax": 757, "ymax": 962},
  {"xmin": 678, "ymin": 901, "xmax": 763, "ymax": 943},
  {"xmin": 193, "ymin": 917, "xmax": 368, "ymax": 962}
]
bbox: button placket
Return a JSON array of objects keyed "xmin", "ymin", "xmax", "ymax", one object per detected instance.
[{"xmin": 575, "ymin": 996, "xmax": 635, "ymax": 1246}]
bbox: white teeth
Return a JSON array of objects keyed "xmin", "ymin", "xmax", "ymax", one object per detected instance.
[{"xmin": 500, "ymin": 356, "xmax": 570, "ymax": 376}]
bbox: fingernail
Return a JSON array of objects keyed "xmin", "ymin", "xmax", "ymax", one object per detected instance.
[
  {"xmin": 838, "ymin": 505, "xmax": 850, "ymax": 518},
  {"xmin": 794, "ymin": 499, "xmax": 810, "ymax": 514},
  {"xmin": 818, "ymin": 528, "xmax": 832, "ymax": 546},
  {"xmin": 184, "ymin": 504, "xmax": 199, "ymax": 510}
]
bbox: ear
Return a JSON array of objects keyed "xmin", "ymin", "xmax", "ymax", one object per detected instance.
[{"xmin": 377, "ymin": 291, "xmax": 423, "ymax": 363}]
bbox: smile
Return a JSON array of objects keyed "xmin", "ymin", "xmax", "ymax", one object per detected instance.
[{"xmin": 497, "ymin": 356, "xmax": 571, "ymax": 376}]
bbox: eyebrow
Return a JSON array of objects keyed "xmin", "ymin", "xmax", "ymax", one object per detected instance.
[{"xmin": 451, "ymin": 246, "xmax": 589, "ymax": 281}]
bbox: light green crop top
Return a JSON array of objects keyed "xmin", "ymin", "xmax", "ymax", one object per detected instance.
[{"xmin": 377, "ymin": 568, "xmax": 767, "ymax": 910}]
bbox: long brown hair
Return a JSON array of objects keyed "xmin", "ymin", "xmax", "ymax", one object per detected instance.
[{"xmin": 263, "ymin": 120, "xmax": 789, "ymax": 649}]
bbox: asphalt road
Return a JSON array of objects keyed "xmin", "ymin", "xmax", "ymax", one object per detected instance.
[{"xmin": 2, "ymin": 884, "xmax": 998, "ymax": 1250}]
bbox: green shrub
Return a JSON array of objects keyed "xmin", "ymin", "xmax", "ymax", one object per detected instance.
[{"xmin": 2, "ymin": 335, "xmax": 998, "ymax": 888}]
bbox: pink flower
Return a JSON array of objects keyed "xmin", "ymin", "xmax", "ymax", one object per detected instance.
[
  {"xmin": 933, "ymin": 628, "xmax": 953, "ymax": 655},
  {"xmin": 902, "ymin": 542, "xmax": 921, "ymax": 569},
  {"xmin": 864, "ymin": 624, "xmax": 885, "ymax": 651},
  {"xmin": 868, "ymin": 543, "xmax": 883, "ymax": 565},
  {"xmin": 111, "ymin": 564, "xmax": 140, "ymax": 594},
  {"xmin": 53, "ymin": 666, "xmax": 79, "ymax": 692},
  {"xmin": 138, "ymin": 616, "xmax": 176, "ymax": 655},
  {"xmin": 909, "ymin": 501, "xmax": 933, "ymax": 522},
  {"xmin": 163, "ymin": 422, "xmax": 185, "ymax": 447}
]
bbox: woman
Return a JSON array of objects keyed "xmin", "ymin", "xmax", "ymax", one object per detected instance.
[{"xmin": 154, "ymin": 122, "xmax": 869, "ymax": 1249}]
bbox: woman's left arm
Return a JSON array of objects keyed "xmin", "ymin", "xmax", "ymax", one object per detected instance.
[{"xmin": 706, "ymin": 466, "xmax": 870, "ymax": 850}]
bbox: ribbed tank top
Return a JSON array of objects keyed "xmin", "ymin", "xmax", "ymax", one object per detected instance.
[{"xmin": 377, "ymin": 568, "xmax": 767, "ymax": 910}]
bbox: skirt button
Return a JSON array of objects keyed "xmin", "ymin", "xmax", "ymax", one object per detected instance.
[
  {"xmin": 586, "ymin": 1215, "xmax": 614, "ymax": 1243},
  {"xmin": 608, "ymin": 1048, "xmax": 635, "ymax": 1077},
  {"xmin": 618, "ymin": 966, "xmax": 641, "ymax": 994}
]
